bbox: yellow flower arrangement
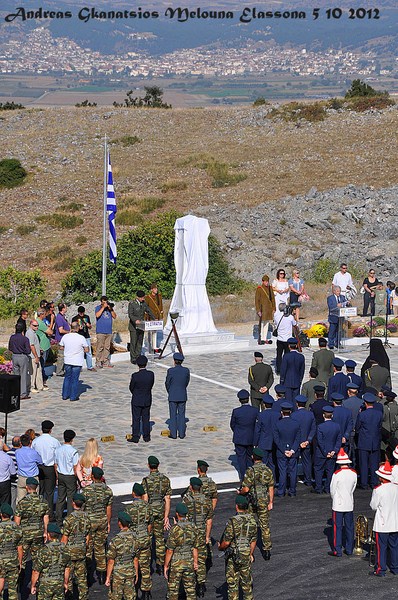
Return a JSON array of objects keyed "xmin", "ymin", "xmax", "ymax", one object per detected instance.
[{"xmin": 303, "ymin": 323, "xmax": 328, "ymax": 338}]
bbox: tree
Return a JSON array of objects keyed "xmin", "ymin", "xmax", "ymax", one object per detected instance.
[
  {"xmin": 113, "ymin": 86, "xmax": 171, "ymax": 109},
  {"xmin": 345, "ymin": 79, "xmax": 386, "ymax": 99},
  {"xmin": 62, "ymin": 212, "xmax": 241, "ymax": 303},
  {"xmin": 0, "ymin": 267, "xmax": 46, "ymax": 318},
  {"xmin": 0, "ymin": 159, "xmax": 27, "ymax": 189}
]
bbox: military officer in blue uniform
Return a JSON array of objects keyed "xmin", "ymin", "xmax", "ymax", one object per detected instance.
[
  {"xmin": 165, "ymin": 352, "xmax": 190, "ymax": 439},
  {"xmin": 273, "ymin": 402, "xmax": 301, "ymax": 497},
  {"xmin": 327, "ymin": 358, "xmax": 350, "ymax": 400},
  {"xmin": 271, "ymin": 384, "xmax": 287, "ymax": 413},
  {"xmin": 254, "ymin": 393, "xmax": 279, "ymax": 476},
  {"xmin": 331, "ymin": 392, "xmax": 353, "ymax": 451},
  {"xmin": 230, "ymin": 389, "xmax": 259, "ymax": 481},
  {"xmin": 313, "ymin": 406, "xmax": 341, "ymax": 494},
  {"xmin": 310, "ymin": 385, "xmax": 333, "ymax": 426},
  {"xmin": 355, "ymin": 392, "xmax": 383, "ymax": 489},
  {"xmin": 291, "ymin": 395, "xmax": 316, "ymax": 487},
  {"xmin": 280, "ymin": 338, "xmax": 305, "ymax": 405},
  {"xmin": 343, "ymin": 383, "xmax": 363, "ymax": 468},
  {"xmin": 345, "ymin": 360, "xmax": 363, "ymax": 397}
]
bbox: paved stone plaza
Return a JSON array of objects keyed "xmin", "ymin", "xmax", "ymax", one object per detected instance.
[{"xmin": 7, "ymin": 340, "xmax": 398, "ymax": 492}]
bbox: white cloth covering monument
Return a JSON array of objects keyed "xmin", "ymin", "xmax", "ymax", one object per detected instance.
[{"xmin": 167, "ymin": 215, "xmax": 218, "ymax": 336}]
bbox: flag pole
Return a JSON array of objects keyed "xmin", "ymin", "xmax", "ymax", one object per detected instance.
[{"xmin": 101, "ymin": 135, "xmax": 108, "ymax": 296}]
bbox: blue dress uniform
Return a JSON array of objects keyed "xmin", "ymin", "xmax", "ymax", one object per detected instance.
[
  {"xmin": 327, "ymin": 359, "xmax": 350, "ymax": 400},
  {"xmin": 331, "ymin": 395, "xmax": 353, "ymax": 449},
  {"xmin": 345, "ymin": 360, "xmax": 363, "ymax": 397},
  {"xmin": 355, "ymin": 393, "xmax": 383, "ymax": 489},
  {"xmin": 271, "ymin": 384, "xmax": 288, "ymax": 413},
  {"xmin": 273, "ymin": 403, "xmax": 301, "ymax": 496},
  {"xmin": 280, "ymin": 342, "xmax": 305, "ymax": 405},
  {"xmin": 165, "ymin": 353, "xmax": 190, "ymax": 439},
  {"xmin": 254, "ymin": 394, "xmax": 279, "ymax": 476},
  {"xmin": 291, "ymin": 396, "xmax": 316, "ymax": 486},
  {"xmin": 314, "ymin": 407, "xmax": 341, "ymax": 493},
  {"xmin": 230, "ymin": 390, "xmax": 259, "ymax": 481},
  {"xmin": 310, "ymin": 397, "xmax": 333, "ymax": 426}
]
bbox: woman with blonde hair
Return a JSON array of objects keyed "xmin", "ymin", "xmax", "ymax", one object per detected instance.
[{"xmin": 77, "ymin": 438, "xmax": 104, "ymax": 488}]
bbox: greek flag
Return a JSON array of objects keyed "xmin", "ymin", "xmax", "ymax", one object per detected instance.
[{"xmin": 106, "ymin": 152, "xmax": 117, "ymax": 264}]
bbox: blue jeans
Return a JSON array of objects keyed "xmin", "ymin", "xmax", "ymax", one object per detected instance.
[
  {"xmin": 84, "ymin": 338, "xmax": 93, "ymax": 370},
  {"xmin": 62, "ymin": 364, "xmax": 82, "ymax": 400}
]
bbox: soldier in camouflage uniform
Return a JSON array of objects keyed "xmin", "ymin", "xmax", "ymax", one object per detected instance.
[
  {"xmin": 0, "ymin": 503, "xmax": 23, "ymax": 600},
  {"xmin": 164, "ymin": 502, "xmax": 198, "ymax": 600},
  {"xmin": 125, "ymin": 482, "xmax": 153, "ymax": 600},
  {"xmin": 105, "ymin": 511, "xmax": 139, "ymax": 600},
  {"xmin": 240, "ymin": 447, "xmax": 274, "ymax": 560},
  {"xmin": 197, "ymin": 460, "xmax": 218, "ymax": 511},
  {"xmin": 141, "ymin": 455, "xmax": 171, "ymax": 574},
  {"xmin": 218, "ymin": 495, "xmax": 257, "ymax": 600},
  {"xmin": 82, "ymin": 466, "xmax": 113, "ymax": 585},
  {"xmin": 14, "ymin": 477, "xmax": 50, "ymax": 569},
  {"xmin": 182, "ymin": 477, "xmax": 213, "ymax": 598},
  {"xmin": 30, "ymin": 522, "xmax": 71, "ymax": 599},
  {"xmin": 61, "ymin": 492, "xmax": 92, "ymax": 600}
]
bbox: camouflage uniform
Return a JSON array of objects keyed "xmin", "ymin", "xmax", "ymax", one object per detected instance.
[
  {"xmin": 62, "ymin": 509, "xmax": 91, "ymax": 600},
  {"xmin": 241, "ymin": 463, "xmax": 274, "ymax": 551},
  {"xmin": 141, "ymin": 470, "xmax": 171, "ymax": 567},
  {"xmin": 0, "ymin": 520, "xmax": 23, "ymax": 600},
  {"xmin": 82, "ymin": 481, "xmax": 113, "ymax": 571},
  {"xmin": 167, "ymin": 519, "xmax": 198, "ymax": 600},
  {"xmin": 221, "ymin": 513, "xmax": 257, "ymax": 600},
  {"xmin": 199, "ymin": 474, "xmax": 218, "ymax": 506},
  {"xmin": 107, "ymin": 529, "xmax": 138, "ymax": 600},
  {"xmin": 182, "ymin": 490, "xmax": 213, "ymax": 585},
  {"xmin": 33, "ymin": 540, "xmax": 70, "ymax": 600},
  {"xmin": 125, "ymin": 499, "xmax": 153, "ymax": 592},
  {"xmin": 14, "ymin": 493, "xmax": 49, "ymax": 568}
]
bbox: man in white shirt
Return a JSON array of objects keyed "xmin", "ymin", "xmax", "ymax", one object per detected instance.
[
  {"xmin": 32, "ymin": 419, "xmax": 60, "ymax": 521},
  {"xmin": 370, "ymin": 460, "xmax": 398, "ymax": 577},
  {"xmin": 59, "ymin": 322, "xmax": 88, "ymax": 402},
  {"xmin": 54, "ymin": 429, "xmax": 79, "ymax": 527},
  {"xmin": 329, "ymin": 448, "xmax": 357, "ymax": 557},
  {"xmin": 273, "ymin": 303, "xmax": 297, "ymax": 375},
  {"xmin": 332, "ymin": 263, "xmax": 354, "ymax": 300}
]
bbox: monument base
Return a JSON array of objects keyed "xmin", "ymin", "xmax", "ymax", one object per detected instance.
[{"xmin": 161, "ymin": 330, "xmax": 255, "ymax": 356}]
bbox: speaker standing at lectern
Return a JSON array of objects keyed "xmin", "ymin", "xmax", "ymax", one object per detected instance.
[{"xmin": 327, "ymin": 286, "xmax": 349, "ymax": 350}]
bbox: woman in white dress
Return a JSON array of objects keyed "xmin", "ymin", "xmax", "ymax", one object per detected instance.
[{"xmin": 272, "ymin": 268, "xmax": 290, "ymax": 308}]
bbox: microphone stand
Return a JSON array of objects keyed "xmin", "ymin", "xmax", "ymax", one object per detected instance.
[{"xmin": 383, "ymin": 290, "xmax": 392, "ymax": 348}]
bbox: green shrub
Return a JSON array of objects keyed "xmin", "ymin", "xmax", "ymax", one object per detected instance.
[
  {"xmin": 117, "ymin": 210, "xmax": 145, "ymax": 226},
  {"xmin": 139, "ymin": 197, "xmax": 165, "ymax": 214},
  {"xmin": 75, "ymin": 99, "xmax": 97, "ymax": 107},
  {"xmin": 309, "ymin": 258, "xmax": 364, "ymax": 283},
  {"xmin": 75, "ymin": 235, "xmax": 88, "ymax": 244},
  {"xmin": 62, "ymin": 211, "xmax": 243, "ymax": 302},
  {"xmin": 16, "ymin": 225, "xmax": 36, "ymax": 236},
  {"xmin": 0, "ymin": 101, "xmax": 25, "ymax": 110},
  {"xmin": 112, "ymin": 135, "xmax": 141, "ymax": 146},
  {"xmin": 253, "ymin": 97, "xmax": 268, "ymax": 107},
  {"xmin": 0, "ymin": 158, "xmax": 27, "ymax": 189},
  {"xmin": 0, "ymin": 226, "xmax": 8, "ymax": 235},
  {"xmin": 326, "ymin": 98, "xmax": 344, "ymax": 110},
  {"xmin": 345, "ymin": 79, "xmax": 383, "ymax": 99},
  {"xmin": 58, "ymin": 202, "xmax": 84, "ymax": 212},
  {"xmin": 36, "ymin": 214, "xmax": 83, "ymax": 229},
  {"xmin": 346, "ymin": 96, "xmax": 395, "ymax": 112},
  {"xmin": 182, "ymin": 155, "xmax": 247, "ymax": 188},
  {"xmin": 161, "ymin": 180, "xmax": 188, "ymax": 193},
  {"xmin": 267, "ymin": 101, "xmax": 327, "ymax": 123},
  {"xmin": 0, "ymin": 267, "xmax": 46, "ymax": 318}
]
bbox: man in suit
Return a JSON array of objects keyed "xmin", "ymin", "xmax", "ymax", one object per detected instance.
[
  {"xmin": 273, "ymin": 402, "xmax": 301, "ymax": 497},
  {"xmin": 345, "ymin": 360, "xmax": 363, "ymax": 397},
  {"xmin": 356, "ymin": 392, "xmax": 383, "ymax": 489},
  {"xmin": 248, "ymin": 352, "xmax": 274, "ymax": 410},
  {"xmin": 165, "ymin": 352, "xmax": 190, "ymax": 440},
  {"xmin": 230, "ymin": 389, "xmax": 258, "ymax": 481},
  {"xmin": 291, "ymin": 395, "xmax": 316, "ymax": 487},
  {"xmin": 328, "ymin": 358, "xmax": 350, "ymax": 400},
  {"xmin": 313, "ymin": 406, "xmax": 341, "ymax": 494},
  {"xmin": 327, "ymin": 286, "xmax": 347, "ymax": 350},
  {"xmin": 280, "ymin": 337, "xmax": 305, "ymax": 405},
  {"xmin": 311, "ymin": 337, "xmax": 334, "ymax": 392},
  {"xmin": 128, "ymin": 355, "xmax": 155, "ymax": 443},
  {"xmin": 330, "ymin": 393, "xmax": 353, "ymax": 451},
  {"xmin": 254, "ymin": 393, "xmax": 279, "ymax": 476},
  {"xmin": 128, "ymin": 290, "xmax": 155, "ymax": 364}
]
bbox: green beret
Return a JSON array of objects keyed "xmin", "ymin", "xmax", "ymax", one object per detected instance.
[
  {"xmin": 190, "ymin": 477, "xmax": 203, "ymax": 487},
  {"xmin": 133, "ymin": 483, "xmax": 145, "ymax": 496},
  {"xmin": 73, "ymin": 493, "xmax": 85, "ymax": 503},
  {"xmin": 0, "ymin": 503, "xmax": 13, "ymax": 516},
  {"xmin": 26, "ymin": 477, "xmax": 39, "ymax": 486},
  {"xmin": 148, "ymin": 455, "xmax": 159, "ymax": 466},
  {"xmin": 235, "ymin": 495, "xmax": 249, "ymax": 508},
  {"xmin": 47, "ymin": 523, "xmax": 62, "ymax": 535},
  {"xmin": 197, "ymin": 460, "xmax": 209, "ymax": 468},
  {"xmin": 118, "ymin": 511, "xmax": 132, "ymax": 524},
  {"xmin": 252, "ymin": 447, "xmax": 264, "ymax": 459},
  {"xmin": 175, "ymin": 503, "xmax": 188, "ymax": 516},
  {"xmin": 91, "ymin": 467, "xmax": 104, "ymax": 479}
]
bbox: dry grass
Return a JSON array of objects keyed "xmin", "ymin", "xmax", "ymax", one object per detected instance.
[{"xmin": 0, "ymin": 104, "xmax": 397, "ymax": 293}]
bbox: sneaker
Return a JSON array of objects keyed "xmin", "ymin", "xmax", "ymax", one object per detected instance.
[
  {"xmin": 30, "ymin": 389, "xmax": 40, "ymax": 394},
  {"xmin": 42, "ymin": 386, "xmax": 49, "ymax": 391}
]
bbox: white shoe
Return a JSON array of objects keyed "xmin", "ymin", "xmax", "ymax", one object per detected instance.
[{"xmin": 30, "ymin": 389, "xmax": 40, "ymax": 394}]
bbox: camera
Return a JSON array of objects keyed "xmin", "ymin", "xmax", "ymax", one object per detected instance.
[
  {"xmin": 283, "ymin": 302, "xmax": 300, "ymax": 317},
  {"xmin": 108, "ymin": 302, "xmax": 115, "ymax": 309}
]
